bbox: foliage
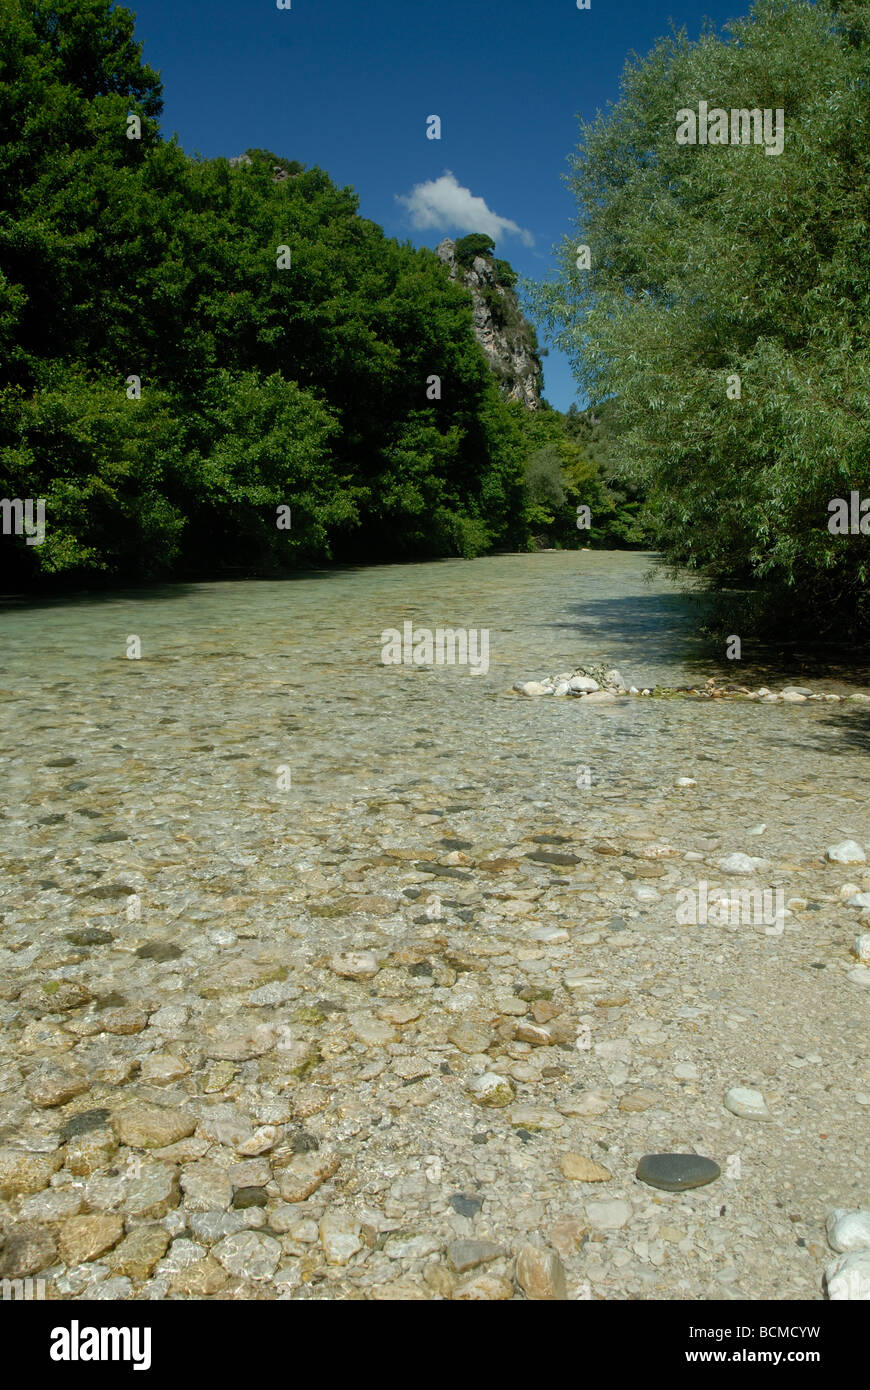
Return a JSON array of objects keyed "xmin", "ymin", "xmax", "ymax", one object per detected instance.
[
  {"xmin": 0, "ymin": 0, "xmax": 537, "ymax": 584},
  {"xmin": 530, "ymin": 0, "xmax": 870, "ymax": 636},
  {"xmin": 511, "ymin": 401, "xmax": 649, "ymax": 547},
  {"xmin": 453, "ymin": 233, "xmax": 496, "ymax": 268}
]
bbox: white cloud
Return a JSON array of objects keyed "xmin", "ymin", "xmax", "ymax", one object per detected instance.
[{"xmin": 396, "ymin": 171, "xmax": 533, "ymax": 248}]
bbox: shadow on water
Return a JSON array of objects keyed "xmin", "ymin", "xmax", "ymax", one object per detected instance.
[
  {"xmin": 551, "ymin": 590, "xmax": 870, "ymax": 688},
  {"xmin": 548, "ymin": 592, "xmax": 711, "ymax": 660},
  {"xmin": 757, "ymin": 707, "xmax": 870, "ymax": 758},
  {"xmin": 0, "ymin": 565, "xmax": 364, "ymax": 617}
]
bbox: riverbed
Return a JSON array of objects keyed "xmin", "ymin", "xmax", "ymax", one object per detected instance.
[{"xmin": 1, "ymin": 550, "xmax": 868, "ymax": 1300}]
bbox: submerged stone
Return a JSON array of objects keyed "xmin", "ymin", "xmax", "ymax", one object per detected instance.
[{"xmin": 636, "ymin": 1153, "xmax": 721, "ymax": 1191}]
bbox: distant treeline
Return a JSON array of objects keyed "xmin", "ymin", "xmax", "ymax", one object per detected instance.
[{"xmin": 0, "ymin": 0, "xmax": 642, "ymax": 589}]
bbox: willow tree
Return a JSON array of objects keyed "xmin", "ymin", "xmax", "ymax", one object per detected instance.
[{"xmin": 531, "ymin": 0, "xmax": 870, "ymax": 637}]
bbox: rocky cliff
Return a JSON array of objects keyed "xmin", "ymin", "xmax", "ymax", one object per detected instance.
[{"xmin": 435, "ymin": 238, "xmax": 541, "ymax": 410}]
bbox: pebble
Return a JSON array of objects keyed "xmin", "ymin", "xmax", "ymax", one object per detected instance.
[
  {"xmin": 0, "ymin": 1147, "xmax": 63, "ymax": 1197},
  {"xmin": 383, "ymin": 1233, "xmax": 441, "ymax": 1260},
  {"xmin": 846, "ymin": 893, "xmax": 870, "ymax": 909},
  {"xmin": 560, "ymin": 1153, "xmax": 612, "ymax": 1182},
  {"xmin": 558, "ymin": 1090, "xmax": 611, "ymax": 1116},
  {"xmin": 23, "ymin": 1064, "xmax": 90, "ymax": 1108},
  {"xmin": 718, "ymin": 853, "xmax": 764, "ymax": 874},
  {"xmin": 853, "ymin": 935, "xmax": 870, "ymax": 963},
  {"xmin": 510, "ymin": 1105, "xmax": 563, "ymax": 1131},
  {"xmin": 188, "ymin": 1212, "xmax": 248, "ymax": 1241},
  {"xmin": 329, "ymin": 951, "xmax": 379, "ymax": 979},
  {"xmin": 319, "ymin": 1212, "xmax": 364, "ymax": 1265},
  {"xmin": 276, "ymin": 1152, "xmax": 341, "ymax": 1202},
  {"xmin": 168, "ymin": 1257, "xmax": 227, "ymax": 1297},
  {"xmin": 674, "ymin": 1062, "xmax": 698, "ymax": 1080},
  {"xmin": 212, "ymin": 1231, "xmax": 282, "ymax": 1280},
  {"xmin": 826, "ymin": 840, "xmax": 866, "ymax": 864},
  {"xmin": 453, "ymin": 1273, "xmax": 514, "ymax": 1299},
  {"xmin": 825, "ymin": 1250, "xmax": 870, "ymax": 1299},
  {"xmin": 446, "ymin": 1239, "xmax": 508, "ymax": 1272},
  {"xmin": 585, "ymin": 1199, "xmax": 632, "ymax": 1230},
  {"xmin": 724, "ymin": 1086, "xmax": 771, "ymax": 1120},
  {"xmin": 19, "ymin": 1188, "xmax": 83, "ymax": 1221},
  {"xmin": 447, "ymin": 1022, "xmax": 492, "ymax": 1053},
  {"xmin": 105, "ymin": 1226, "xmax": 171, "ymax": 1281},
  {"xmin": 57, "ymin": 1214, "xmax": 125, "ymax": 1265},
  {"xmin": 515, "ymin": 1244, "xmax": 567, "ymax": 1300},
  {"xmin": 635, "ymin": 1153, "xmax": 721, "ymax": 1192},
  {"xmin": 826, "ymin": 1209, "xmax": 870, "ymax": 1253},
  {"xmin": 180, "ymin": 1161, "xmax": 233, "ymax": 1211},
  {"xmin": 0, "ymin": 1223, "xmax": 57, "ymax": 1278},
  {"xmin": 112, "ymin": 1102, "xmax": 197, "ymax": 1149},
  {"xmin": 206, "ymin": 1023, "xmax": 276, "ymax": 1061},
  {"xmin": 847, "ymin": 966, "xmax": 870, "ymax": 988},
  {"xmin": 466, "ymin": 1073, "xmax": 515, "ymax": 1107}
]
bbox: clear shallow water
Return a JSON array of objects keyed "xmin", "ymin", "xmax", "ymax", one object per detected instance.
[
  {"xmin": 1, "ymin": 549, "xmax": 868, "ymax": 867},
  {"xmin": 1, "ymin": 550, "xmax": 869, "ymax": 1304}
]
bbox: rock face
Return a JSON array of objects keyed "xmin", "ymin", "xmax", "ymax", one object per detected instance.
[{"xmin": 435, "ymin": 238, "xmax": 541, "ymax": 409}]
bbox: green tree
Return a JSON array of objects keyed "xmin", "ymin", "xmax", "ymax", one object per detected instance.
[
  {"xmin": 531, "ymin": 0, "xmax": 870, "ymax": 635},
  {"xmin": 0, "ymin": 1, "xmax": 538, "ymax": 584},
  {"xmin": 454, "ymin": 233, "xmax": 496, "ymax": 268}
]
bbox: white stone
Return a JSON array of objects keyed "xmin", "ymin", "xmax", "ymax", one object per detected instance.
[
  {"xmin": 675, "ymin": 777, "xmax": 697, "ymax": 787},
  {"xmin": 247, "ymin": 981, "xmax": 300, "ymax": 1006},
  {"xmin": 553, "ymin": 682, "xmax": 570, "ymax": 697},
  {"xmin": 568, "ymin": 676, "xmax": 600, "ymax": 693},
  {"xmin": 531, "ymin": 925, "xmax": 570, "ymax": 944},
  {"xmin": 826, "ymin": 1250, "xmax": 870, "ymax": 1299},
  {"xmin": 329, "ymin": 950, "xmax": 379, "ymax": 979},
  {"xmin": 383, "ymin": 1233, "xmax": 441, "ymax": 1260},
  {"xmin": 236, "ymin": 1125, "xmax": 279, "ymax": 1156},
  {"xmin": 632, "ymin": 885, "xmax": 660, "ymax": 903},
  {"xmin": 853, "ymin": 935, "xmax": 870, "ymax": 963},
  {"xmin": 718, "ymin": 853, "xmax": 763, "ymax": 874},
  {"xmin": 586, "ymin": 1199, "xmax": 631, "ymax": 1229},
  {"xmin": 208, "ymin": 928, "xmax": 237, "ymax": 947},
  {"xmin": 517, "ymin": 681, "xmax": 551, "ymax": 696},
  {"xmin": 319, "ymin": 1211, "xmax": 364, "ymax": 1265},
  {"xmin": 826, "ymin": 1209, "xmax": 870, "ymax": 1253},
  {"xmin": 212, "ymin": 1230, "xmax": 282, "ymax": 1280},
  {"xmin": 724, "ymin": 1086, "xmax": 770, "ymax": 1120},
  {"xmin": 847, "ymin": 966, "xmax": 870, "ymax": 988},
  {"xmin": 157, "ymin": 1238, "xmax": 207, "ymax": 1273},
  {"xmin": 466, "ymin": 1072, "xmax": 514, "ymax": 1107},
  {"xmin": 826, "ymin": 840, "xmax": 866, "ymax": 864},
  {"xmin": 564, "ymin": 971, "xmax": 607, "ymax": 991},
  {"xmin": 846, "ymin": 894, "xmax": 870, "ymax": 909}
]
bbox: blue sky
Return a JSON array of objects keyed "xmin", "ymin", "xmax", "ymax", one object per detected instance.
[{"xmin": 131, "ymin": 0, "xmax": 751, "ymax": 409}]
